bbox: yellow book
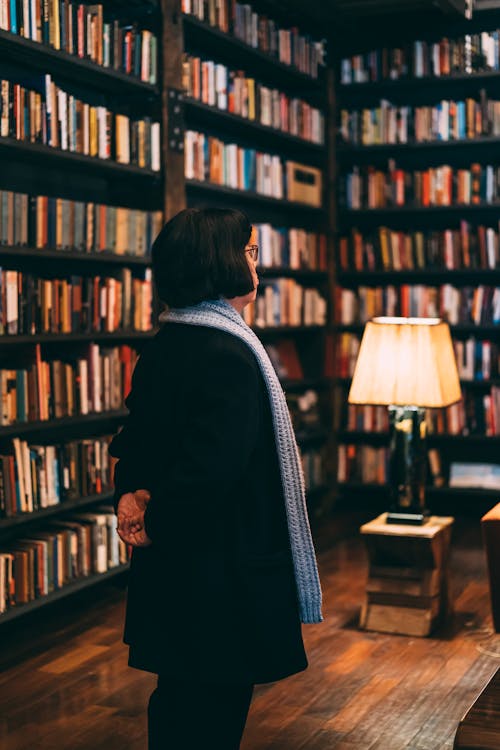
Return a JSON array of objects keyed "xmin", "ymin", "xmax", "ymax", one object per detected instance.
[
  {"xmin": 89, "ymin": 107, "xmax": 97, "ymax": 157},
  {"xmin": 247, "ymin": 78, "xmax": 255, "ymax": 121}
]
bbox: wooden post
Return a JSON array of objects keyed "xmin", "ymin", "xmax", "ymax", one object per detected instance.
[{"xmin": 160, "ymin": 0, "xmax": 186, "ymax": 220}]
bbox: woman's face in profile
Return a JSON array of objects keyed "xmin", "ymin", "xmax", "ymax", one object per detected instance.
[{"xmin": 243, "ymin": 226, "xmax": 259, "ymax": 305}]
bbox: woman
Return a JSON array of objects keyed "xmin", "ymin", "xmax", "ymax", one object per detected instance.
[{"xmin": 109, "ymin": 207, "xmax": 323, "ymax": 750}]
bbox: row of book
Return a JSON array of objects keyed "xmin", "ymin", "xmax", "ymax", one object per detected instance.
[
  {"xmin": 339, "ymin": 93, "xmax": 500, "ymax": 146},
  {"xmin": 243, "ymin": 279, "xmax": 327, "ymax": 328},
  {"xmin": 343, "ymin": 163, "xmax": 500, "ymax": 209},
  {"xmin": 255, "ymin": 225, "xmax": 326, "ymax": 270},
  {"xmin": 0, "ymin": 190, "xmax": 162, "ymax": 256},
  {"xmin": 181, "ymin": 0, "xmax": 325, "ymax": 79},
  {"xmin": 287, "ymin": 388, "xmax": 322, "ymax": 433},
  {"xmin": 0, "ymin": 507, "xmax": 129, "ymax": 613},
  {"xmin": 0, "ymin": 75, "xmax": 161, "ymax": 170},
  {"xmin": 302, "ymin": 448, "xmax": 324, "ymax": 493},
  {"xmin": 340, "ymin": 32, "xmax": 500, "ymax": 84},
  {"xmin": 0, "ymin": 268, "xmax": 153, "ymax": 335},
  {"xmin": 337, "ymin": 444, "xmax": 447, "ymax": 487},
  {"xmin": 0, "ymin": 343, "xmax": 137, "ymax": 425},
  {"xmin": 339, "ymin": 224, "xmax": 500, "ymax": 273},
  {"xmin": 185, "ymin": 129, "xmax": 283, "ymax": 197},
  {"xmin": 338, "ymin": 285, "xmax": 500, "ymax": 326},
  {"xmin": 337, "ymin": 444, "xmax": 388, "ymax": 484},
  {"xmin": 341, "ymin": 389, "xmax": 500, "ymax": 437},
  {"xmin": 0, "ymin": 435, "xmax": 113, "ymax": 518},
  {"xmin": 185, "ymin": 130, "xmax": 320, "ymax": 205},
  {"xmin": 455, "ymin": 338, "xmax": 500, "ymax": 382},
  {"xmin": 182, "ymin": 53, "xmax": 325, "ymax": 144},
  {"xmin": 336, "ymin": 331, "xmax": 500, "ymax": 383},
  {"xmin": 0, "ymin": 3, "xmax": 157, "ymax": 84}
]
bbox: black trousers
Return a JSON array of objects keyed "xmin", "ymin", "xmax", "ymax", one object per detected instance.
[{"xmin": 148, "ymin": 677, "xmax": 254, "ymax": 749}]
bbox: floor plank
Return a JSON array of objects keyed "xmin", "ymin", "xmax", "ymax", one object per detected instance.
[{"xmin": 1, "ymin": 515, "xmax": 499, "ymax": 749}]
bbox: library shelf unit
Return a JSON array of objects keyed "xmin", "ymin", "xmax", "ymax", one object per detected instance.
[
  {"xmin": 0, "ymin": 490, "xmax": 115, "ymax": 533},
  {"xmin": 183, "ymin": 97, "xmax": 325, "ymax": 160},
  {"xmin": 0, "ymin": 0, "xmax": 163, "ymax": 624},
  {"xmin": 0, "ymin": 332, "xmax": 156, "ymax": 345},
  {"xmin": 0, "ymin": 138, "xmax": 161, "ymax": 181},
  {"xmin": 0, "ymin": 564, "xmax": 130, "ymax": 627},
  {"xmin": 185, "ymin": 180, "xmax": 325, "ymax": 215},
  {"xmin": 182, "ymin": 13, "xmax": 325, "ymax": 94},
  {"xmin": 179, "ymin": 2, "xmax": 335, "ymax": 520},
  {"xmin": 0, "ymin": 28, "xmax": 160, "ymax": 97},
  {"xmin": 0, "ymin": 410, "xmax": 128, "ymax": 439},
  {"xmin": 0, "ymin": 246, "xmax": 152, "ymax": 267},
  {"xmin": 333, "ymin": 5, "xmax": 500, "ymax": 516}
]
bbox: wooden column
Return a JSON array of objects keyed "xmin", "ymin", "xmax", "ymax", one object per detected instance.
[{"xmin": 160, "ymin": 0, "xmax": 186, "ymax": 220}]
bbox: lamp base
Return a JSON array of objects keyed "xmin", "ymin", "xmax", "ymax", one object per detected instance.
[
  {"xmin": 387, "ymin": 405, "xmax": 429, "ymax": 526},
  {"xmin": 386, "ymin": 510, "xmax": 430, "ymax": 525}
]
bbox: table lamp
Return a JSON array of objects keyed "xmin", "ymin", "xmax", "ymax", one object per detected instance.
[{"xmin": 347, "ymin": 317, "xmax": 462, "ymax": 525}]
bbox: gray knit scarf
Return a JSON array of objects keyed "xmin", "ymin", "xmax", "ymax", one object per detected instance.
[{"xmin": 159, "ymin": 298, "xmax": 323, "ymax": 624}]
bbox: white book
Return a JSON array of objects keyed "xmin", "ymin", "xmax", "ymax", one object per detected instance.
[
  {"xmin": 12, "ymin": 437, "xmax": 27, "ymax": 513},
  {"xmin": 151, "ymin": 122, "xmax": 160, "ymax": 172},
  {"xmin": 78, "ymin": 359, "xmax": 89, "ymax": 415},
  {"xmin": 22, "ymin": 440, "xmax": 33, "ymax": 512}
]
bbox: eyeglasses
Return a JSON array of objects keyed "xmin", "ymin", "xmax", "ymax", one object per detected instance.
[{"xmin": 245, "ymin": 244, "xmax": 259, "ymax": 262}]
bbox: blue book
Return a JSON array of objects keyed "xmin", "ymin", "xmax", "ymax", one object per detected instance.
[
  {"xmin": 10, "ymin": 0, "xmax": 17, "ymax": 34},
  {"xmin": 16, "ymin": 370, "xmax": 26, "ymax": 421}
]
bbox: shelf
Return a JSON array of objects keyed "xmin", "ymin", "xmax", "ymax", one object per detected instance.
[
  {"xmin": 334, "ymin": 375, "xmax": 500, "ymax": 390},
  {"xmin": 338, "ymin": 481, "xmax": 500, "ymax": 500},
  {"xmin": 258, "ymin": 266, "xmax": 328, "ymax": 281},
  {"xmin": 0, "ymin": 490, "xmax": 115, "ymax": 532},
  {"xmin": 337, "ymin": 136, "xmax": 500, "ymax": 163},
  {"xmin": 337, "ymin": 69, "xmax": 500, "ymax": 100},
  {"xmin": 306, "ymin": 484, "xmax": 331, "ymax": 499},
  {"xmin": 183, "ymin": 98, "xmax": 325, "ymax": 161},
  {"xmin": 333, "ymin": 323, "xmax": 500, "ymax": 336},
  {"xmin": 0, "ymin": 410, "xmax": 128, "ymax": 438},
  {"xmin": 282, "ymin": 377, "xmax": 334, "ymax": 391},
  {"xmin": 182, "ymin": 15, "xmax": 323, "ymax": 97},
  {"xmin": 0, "ymin": 331, "xmax": 156, "ymax": 345},
  {"xmin": 186, "ymin": 179, "xmax": 324, "ymax": 214},
  {"xmin": 337, "ymin": 268, "xmax": 500, "ymax": 284},
  {"xmin": 338, "ymin": 430, "xmax": 500, "ymax": 445},
  {"xmin": 253, "ymin": 324, "xmax": 326, "ymax": 335},
  {"xmin": 0, "ymin": 563, "xmax": 129, "ymax": 626},
  {"xmin": 0, "ymin": 245, "xmax": 151, "ymax": 267},
  {"xmin": 340, "ymin": 204, "xmax": 500, "ymax": 225},
  {"xmin": 0, "ymin": 29, "xmax": 159, "ymax": 98},
  {"xmin": 0, "ymin": 137, "xmax": 161, "ymax": 180},
  {"xmin": 295, "ymin": 427, "xmax": 328, "ymax": 445}
]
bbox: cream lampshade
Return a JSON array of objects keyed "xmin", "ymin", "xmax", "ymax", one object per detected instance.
[{"xmin": 347, "ymin": 317, "xmax": 462, "ymax": 524}]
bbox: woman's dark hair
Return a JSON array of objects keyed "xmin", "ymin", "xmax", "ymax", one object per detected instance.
[{"xmin": 151, "ymin": 207, "xmax": 254, "ymax": 308}]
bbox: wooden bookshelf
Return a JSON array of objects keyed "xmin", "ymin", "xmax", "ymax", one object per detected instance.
[
  {"xmin": 0, "ymin": 564, "xmax": 130, "ymax": 626},
  {"xmin": 0, "ymin": 490, "xmax": 115, "ymax": 532},
  {"xmin": 182, "ymin": 13, "xmax": 324, "ymax": 95},
  {"xmin": 183, "ymin": 97, "xmax": 325, "ymax": 160},
  {"xmin": 180, "ymin": 2, "xmax": 334, "ymax": 520},
  {"xmin": 334, "ymin": 10, "xmax": 500, "ymax": 514},
  {"xmin": 0, "ymin": 410, "xmax": 128, "ymax": 439},
  {"xmin": 0, "ymin": 246, "xmax": 151, "ymax": 267},
  {"xmin": 0, "ymin": 138, "xmax": 161, "ymax": 180},
  {"xmin": 0, "ymin": 28, "xmax": 160, "ymax": 97}
]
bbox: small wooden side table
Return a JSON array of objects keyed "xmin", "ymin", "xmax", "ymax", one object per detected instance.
[{"xmin": 359, "ymin": 513, "xmax": 454, "ymax": 637}]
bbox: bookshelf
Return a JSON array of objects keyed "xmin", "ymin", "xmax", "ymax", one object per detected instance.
[
  {"xmin": 0, "ymin": 0, "xmax": 164, "ymax": 622},
  {"xmin": 334, "ymin": 5, "xmax": 500, "ymax": 517},
  {"xmin": 179, "ymin": 1, "xmax": 335, "ymax": 520}
]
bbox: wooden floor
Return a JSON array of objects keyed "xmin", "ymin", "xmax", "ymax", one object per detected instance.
[{"xmin": 1, "ymin": 513, "xmax": 500, "ymax": 750}]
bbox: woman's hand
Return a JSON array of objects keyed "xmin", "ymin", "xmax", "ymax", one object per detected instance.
[{"xmin": 117, "ymin": 489, "xmax": 152, "ymax": 547}]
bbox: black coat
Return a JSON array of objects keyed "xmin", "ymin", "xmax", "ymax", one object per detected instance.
[{"xmin": 109, "ymin": 322, "xmax": 308, "ymax": 684}]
